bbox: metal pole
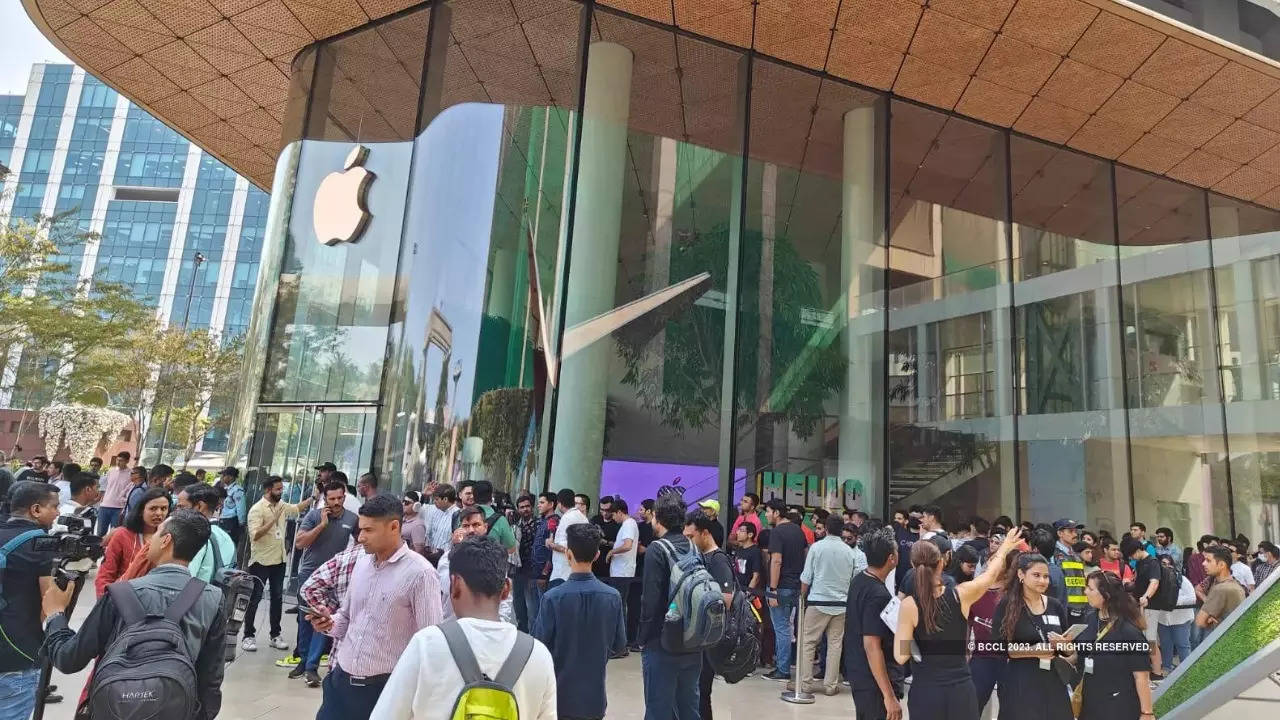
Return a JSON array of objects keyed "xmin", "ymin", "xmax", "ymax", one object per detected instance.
[
  {"xmin": 154, "ymin": 252, "xmax": 205, "ymax": 465},
  {"xmin": 781, "ymin": 592, "xmax": 815, "ymax": 704}
]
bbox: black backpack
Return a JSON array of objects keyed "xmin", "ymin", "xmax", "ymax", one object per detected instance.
[
  {"xmin": 90, "ymin": 578, "xmax": 207, "ymax": 720},
  {"xmin": 1148, "ymin": 561, "xmax": 1181, "ymax": 611},
  {"xmin": 705, "ymin": 551, "xmax": 760, "ymax": 683}
]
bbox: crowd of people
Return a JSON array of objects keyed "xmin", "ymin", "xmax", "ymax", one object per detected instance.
[{"xmin": 0, "ymin": 448, "xmax": 1277, "ymax": 720}]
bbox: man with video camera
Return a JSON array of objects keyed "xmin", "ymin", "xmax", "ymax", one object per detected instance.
[{"xmin": 0, "ymin": 481, "xmax": 60, "ymax": 719}]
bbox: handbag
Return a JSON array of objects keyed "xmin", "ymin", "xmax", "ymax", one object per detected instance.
[{"xmin": 1071, "ymin": 621, "xmax": 1114, "ymax": 718}]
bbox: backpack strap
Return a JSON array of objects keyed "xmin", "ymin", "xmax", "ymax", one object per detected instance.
[
  {"xmin": 439, "ymin": 619, "xmax": 485, "ymax": 684},
  {"xmin": 210, "ymin": 535, "xmax": 224, "ymax": 578},
  {"xmin": 107, "ymin": 581, "xmax": 148, "ymax": 625},
  {"xmin": 0, "ymin": 529, "xmax": 46, "ymax": 569},
  {"xmin": 163, "ymin": 578, "xmax": 208, "ymax": 624},
  {"xmin": 494, "ymin": 632, "xmax": 534, "ymax": 688}
]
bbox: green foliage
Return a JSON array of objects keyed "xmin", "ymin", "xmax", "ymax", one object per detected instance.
[
  {"xmin": 1154, "ymin": 578, "xmax": 1280, "ymax": 715},
  {"xmin": 1, "ymin": 210, "xmax": 157, "ymax": 448},
  {"xmin": 468, "ymin": 387, "xmax": 533, "ymax": 489},
  {"xmin": 617, "ymin": 224, "xmax": 844, "ymax": 439}
]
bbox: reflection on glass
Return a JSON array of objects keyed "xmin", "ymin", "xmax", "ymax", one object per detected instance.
[
  {"xmin": 887, "ymin": 102, "xmax": 1011, "ymax": 522},
  {"xmin": 1010, "ymin": 137, "xmax": 1127, "ymax": 532},
  {"xmin": 1118, "ymin": 168, "xmax": 1229, "ymax": 541},
  {"xmin": 734, "ymin": 59, "xmax": 885, "ymax": 515},
  {"xmin": 1210, "ymin": 195, "xmax": 1280, "ymax": 546}
]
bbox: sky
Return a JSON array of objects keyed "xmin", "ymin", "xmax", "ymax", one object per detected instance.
[{"xmin": 1, "ymin": 4, "xmax": 72, "ymax": 95}]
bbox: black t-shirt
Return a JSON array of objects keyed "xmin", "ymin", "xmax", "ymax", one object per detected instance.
[
  {"xmin": 732, "ymin": 544, "xmax": 763, "ymax": 592},
  {"xmin": 844, "ymin": 571, "xmax": 903, "ymax": 695},
  {"xmin": 0, "ymin": 519, "xmax": 56, "ymax": 672},
  {"xmin": 768, "ymin": 521, "xmax": 807, "ymax": 590},
  {"xmin": 703, "ymin": 549, "xmax": 735, "ymax": 594},
  {"xmin": 636, "ymin": 521, "xmax": 655, "ymax": 578},
  {"xmin": 1132, "ymin": 556, "xmax": 1162, "ymax": 601},
  {"xmin": 893, "ymin": 525, "xmax": 917, "ymax": 585},
  {"xmin": 592, "ymin": 514, "xmax": 620, "ymax": 576},
  {"xmin": 1077, "ymin": 616, "xmax": 1151, "ymax": 720}
]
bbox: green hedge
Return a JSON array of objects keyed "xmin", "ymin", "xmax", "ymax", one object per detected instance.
[{"xmin": 1155, "ymin": 578, "xmax": 1280, "ymax": 716}]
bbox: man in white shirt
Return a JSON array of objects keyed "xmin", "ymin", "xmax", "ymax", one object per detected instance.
[
  {"xmin": 58, "ymin": 472, "xmax": 100, "ymax": 520},
  {"xmin": 371, "ymin": 535, "xmax": 556, "ymax": 720},
  {"xmin": 96, "ymin": 451, "xmax": 133, "ymax": 535},
  {"xmin": 605, "ymin": 498, "xmax": 638, "ymax": 647},
  {"xmin": 546, "ymin": 488, "xmax": 587, "ymax": 587}
]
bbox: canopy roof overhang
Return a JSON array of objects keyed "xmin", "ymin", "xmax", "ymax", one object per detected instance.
[{"xmin": 21, "ymin": 0, "xmax": 1280, "ymax": 210}]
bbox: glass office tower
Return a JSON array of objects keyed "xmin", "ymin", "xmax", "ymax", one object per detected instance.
[
  {"xmin": 0, "ymin": 63, "xmax": 268, "ymax": 452},
  {"xmin": 225, "ymin": 0, "xmax": 1280, "ymax": 545}
]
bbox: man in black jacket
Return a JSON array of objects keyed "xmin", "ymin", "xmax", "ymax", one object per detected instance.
[
  {"xmin": 0, "ymin": 482, "xmax": 60, "ymax": 718},
  {"xmin": 43, "ymin": 509, "xmax": 227, "ymax": 719},
  {"xmin": 639, "ymin": 493, "xmax": 702, "ymax": 720}
]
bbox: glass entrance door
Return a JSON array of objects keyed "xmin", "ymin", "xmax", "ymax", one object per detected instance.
[{"xmin": 247, "ymin": 404, "xmax": 378, "ymax": 492}]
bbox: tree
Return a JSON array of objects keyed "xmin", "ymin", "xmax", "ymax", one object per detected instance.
[
  {"xmin": 142, "ymin": 329, "xmax": 246, "ymax": 467},
  {"xmin": 1, "ymin": 209, "xmax": 156, "ymax": 453}
]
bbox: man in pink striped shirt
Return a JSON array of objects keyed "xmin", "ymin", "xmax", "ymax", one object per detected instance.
[
  {"xmin": 309, "ymin": 494, "xmax": 442, "ymax": 719},
  {"xmin": 95, "ymin": 451, "xmax": 133, "ymax": 535}
]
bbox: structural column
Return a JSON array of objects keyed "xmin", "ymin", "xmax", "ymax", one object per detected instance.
[
  {"xmin": 838, "ymin": 106, "xmax": 885, "ymax": 516},
  {"xmin": 548, "ymin": 42, "xmax": 633, "ymax": 500}
]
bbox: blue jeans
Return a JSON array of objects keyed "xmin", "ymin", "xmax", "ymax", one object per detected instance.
[
  {"xmin": 1158, "ymin": 621, "xmax": 1192, "ymax": 674},
  {"xmin": 0, "ymin": 668, "xmax": 40, "ymax": 720},
  {"xmin": 1189, "ymin": 619, "xmax": 1207, "ymax": 650},
  {"xmin": 96, "ymin": 507, "xmax": 122, "ymax": 536},
  {"xmin": 769, "ymin": 588, "xmax": 798, "ymax": 676},
  {"xmin": 296, "ymin": 612, "xmax": 331, "ymax": 671},
  {"xmin": 642, "ymin": 646, "xmax": 701, "ymax": 720},
  {"xmin": 969, "ymin": 656, "xmax": 1006, "ymax": 712},
  {"xmin": 524, "ymin": 579, "xmax": 543, "ymax": 634}
]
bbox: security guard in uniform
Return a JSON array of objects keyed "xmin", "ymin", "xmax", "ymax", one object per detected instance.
[{"xmin": 1053, "ymin": 518, "xmax": 1091, "ymax": 623}]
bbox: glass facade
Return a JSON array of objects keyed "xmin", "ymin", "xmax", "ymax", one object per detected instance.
[{"xmin": 232, "ymin": 0, "xmax": 1280, "ymax": 542}]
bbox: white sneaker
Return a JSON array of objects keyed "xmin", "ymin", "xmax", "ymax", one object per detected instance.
[
  {"xmin": 242, "ymin": 637, "xmax": 257, "ymax": 652},
  {"xmin": 269, "ymin": 636, "xmax": 289, "ymax": 650}
]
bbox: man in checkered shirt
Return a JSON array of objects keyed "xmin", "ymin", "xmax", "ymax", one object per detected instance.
[{"xmin": 299, "ymin": 542, "xmax": 362, "ymax": 681}]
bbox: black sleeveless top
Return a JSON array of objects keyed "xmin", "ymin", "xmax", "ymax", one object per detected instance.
[{"xmin": 912, "ymin": 587, "xmax": 971, "ymax": 686}]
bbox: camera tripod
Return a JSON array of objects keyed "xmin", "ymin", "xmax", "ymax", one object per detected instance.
[{"xmin": 33, "ymin": 558, "xmax": 91, "ymax": 720}]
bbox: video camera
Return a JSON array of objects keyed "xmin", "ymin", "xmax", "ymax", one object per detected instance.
[{"xmin": 34, "ymin": 514, "xmax": 104, "ymax": 590}]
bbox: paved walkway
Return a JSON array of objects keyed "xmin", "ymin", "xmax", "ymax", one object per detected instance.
[{"xmin": 41, "ymin": 597, "xmax": 1280, "ymax": 719}]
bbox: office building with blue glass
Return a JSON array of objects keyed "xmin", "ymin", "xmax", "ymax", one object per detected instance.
[
  {"xmin": 0, "ymin": 63, "xmax": 269, "ymax": 452},
  {"xmin": 25, "ymin": 0, "xmax": 1280, "ymax": 545}
]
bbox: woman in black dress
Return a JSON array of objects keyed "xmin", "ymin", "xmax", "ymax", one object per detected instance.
[
  {"xmin": 1076, "ymin": 571, "xmax": 1156, "ymax": 720},
  {"xmin": 991, "ymin": 553, "xmax": 1074, "ymax": 720},
  {"xmin": 894, "ymin": 528, "xmax": 1024, "ymax": 720}
]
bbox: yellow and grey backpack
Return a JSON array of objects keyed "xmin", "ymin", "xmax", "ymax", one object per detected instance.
[{"xmin": 439, "ymin": 619, "xmax": 534, "ymax": 720}]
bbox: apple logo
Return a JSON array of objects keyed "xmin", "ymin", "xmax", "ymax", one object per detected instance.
[{"xmin": 313, "ymin": 144, "xmax": 376, "ymax": 246}]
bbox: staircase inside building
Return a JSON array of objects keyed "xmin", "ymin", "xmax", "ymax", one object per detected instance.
[{"xmin": 888, "ymin": 425, "xmax": 995, "ymax": 507}]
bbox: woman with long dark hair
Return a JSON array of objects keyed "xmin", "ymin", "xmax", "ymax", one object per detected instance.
[
  {"xmin": 1075, "ymin": 571, "xmax": 1155, "ymax": 719},
  {"xmin": 991, "ymin": 553, "xmax": 1074, "ymax": 720},
  {"xmin": 94, "ymin": 487, "xmax": 169, "ymax": 596},
  {"xmin": 894, "ymin": 528, "xmax": 1023, "ymax": 719}
]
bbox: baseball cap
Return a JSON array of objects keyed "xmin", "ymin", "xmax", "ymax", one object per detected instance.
[
  {"xmin": 315, "ymin": 462, "xmax": 337, "ymax": 472},
  {"xmin": 698, "ymin": 499, "xmax": 721, "ymax": 514},
  {"xmin": 1053, "ymin": 518, "xmax": 1084, "ymax": 530}
]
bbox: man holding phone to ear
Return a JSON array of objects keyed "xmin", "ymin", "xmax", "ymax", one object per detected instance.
[{"xmin": 286, "ymin": 481, "xmax": 358, "ymax": 684}]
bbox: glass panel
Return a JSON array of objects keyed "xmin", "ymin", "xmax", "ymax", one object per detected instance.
[
  {"xmin": 735, "ymin": 60, "xmax": 885, "ymax": 516},
  {"xmin": 886, "ymin": 101, "xmax": 1013, "ymax": 525},
  {"xmin": 1010, "ymin": 136, "xmax": 1128, "ymax": 533},
  {"xmin": 1209, "ymin": 194, "xmax": 1280, "ymax": 544},
  {"xmin": 544, "ymin": 10, "xmax": 747, "ymax": 508},
  {"xmin": 1116, "ymin": 167, "xmax": 1228, "ymax": 542},
  {"xmin": 379, "ymin": 0, "xmax": 585, "ymax": 494}
]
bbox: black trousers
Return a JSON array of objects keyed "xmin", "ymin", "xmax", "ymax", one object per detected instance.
[
  {"xmin": 908, "ymin": 680, "xmax": 979, "ymax": 720},
  {"xmin": 853, "ymin": 688, "xmax": 892, "ymax": 720},
  {"xmin": 699, "ymin": 655, "xmax": 715, "ymax": 720},
  {"xmin": 317, "ymin": 666, "xmax": 388, "ymax": 720},
  {"xmin": 626, "ymin": 576, "xmax": 642, "ymax": 645},
  {"xmin": 244, "ymin": 562, "xmax": 285, "ymax": 639}
]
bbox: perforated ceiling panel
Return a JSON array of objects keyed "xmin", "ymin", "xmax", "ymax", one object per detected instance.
[{"xmin": 23, "ymin": 0, "xmax": 1280, "ymax": 209}]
